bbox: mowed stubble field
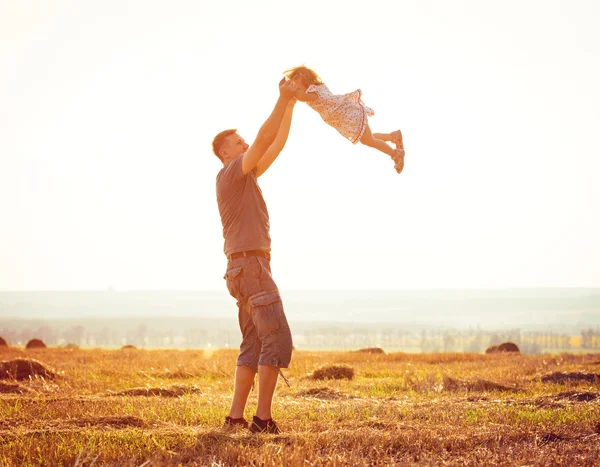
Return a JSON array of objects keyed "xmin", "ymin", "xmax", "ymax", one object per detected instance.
[{"xmin": 1, "ymin": 347, "xmax": 600, "ymax": 466}]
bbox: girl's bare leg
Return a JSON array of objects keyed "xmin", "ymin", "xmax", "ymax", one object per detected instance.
[
  {"xmin": 360, "ymin": 124, "xmax": 404, "ymax": 173},
  {"xmin": 360, "ymin": 124, "xmax": 397, "ymax": 158},
  {"xmin": 373, "ymin": 130, "xmax": 403, "ymax": 149},
  {"xmin": 372, "ymin": 132, "xmax": 393, "ymax": 142}
]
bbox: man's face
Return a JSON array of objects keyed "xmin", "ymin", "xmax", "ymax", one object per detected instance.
[{"xmin": 221, "ymin": 133, "xmax": 249, "ymax": 162}]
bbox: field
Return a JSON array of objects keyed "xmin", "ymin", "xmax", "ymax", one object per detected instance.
[{"xmin": 1, "ymin": 347, "xmax": 600, "ymax": 466}]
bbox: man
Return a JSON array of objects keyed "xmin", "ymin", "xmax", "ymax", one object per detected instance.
[{"xmin": 213, "ymin": 78, "xmax": 296, "ymax": 434}]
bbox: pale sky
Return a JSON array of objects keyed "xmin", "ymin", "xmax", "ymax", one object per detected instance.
[{"xmin": 1, "ymin": 0, "xmax": 599, "ymax": 291}]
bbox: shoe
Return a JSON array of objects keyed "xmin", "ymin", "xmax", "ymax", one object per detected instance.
[
  {"xmin": 391, "ymin": 130, "xmax": 404, "ymax": 150},
  {"xmin": 249, "ymin": 415, "xmax": 280, "ymax": 434},
  {"xmin": 392, "ymin": 148, "xmax": 405, "ymax": 174},
  {"xmin": 223, "ymin": 416, "xmax": 248, "ymax": 429}
]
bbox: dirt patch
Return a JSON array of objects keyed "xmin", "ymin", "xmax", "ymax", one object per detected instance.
[
  {"xmin": 553, "ymin": 390, "xmax": 599, "ymax": 402},
  {"xmin": 0, "ymin": 382, "xmax": 29, "ymax": 394},
  {"xmin": 25, "ymin": 339, "xmax": 46, "ymax": 349},
  {"xmin": 539, "ymin": 433, "xmax": 565, "ymax": 445},
  {"xmin": 355, "ymin": 347, "xmax": 386, "ymax": 355},
  {"xmin": 109, "ymin": 384, "xmax": 202, "ymax": 397},
  {"xmin": 540, "ymin": 372, "xmax": 600, "ymax": 384},
  {"xmin": 443, "ymin": 375, "xmax": 519, "ymax": 392},
  {"xmin": 0, "ymin": 358, "xmax": 56, "ymax": 381},
  {"xmin": 297, "ymin": 387, "xmax": 354, "ymax": 400},
  {"xmin": 310, "ymin": 365, "xmax": 355, "ymax": 381}
]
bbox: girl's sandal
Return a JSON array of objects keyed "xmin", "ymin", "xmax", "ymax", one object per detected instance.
[
  {"xmin": 391, "ymin": 130, "xmax": 404, "ymax": 149},
  {"xmin": 392, "ymin": 149, "xmax": 405, "ymax": 174}
]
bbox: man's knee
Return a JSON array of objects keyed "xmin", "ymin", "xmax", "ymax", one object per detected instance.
[{"xmin": 249, "ymin": 291, "xmax": 293, "ymax": 368}]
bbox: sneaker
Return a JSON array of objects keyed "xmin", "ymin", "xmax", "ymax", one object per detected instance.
[
  {"xmin": 249, "ymin": 415, "xmax": 280, "ymax": 434},
  {"xmin": 223, "ymin": 416, "xmax": 248, "ymax": 429}
]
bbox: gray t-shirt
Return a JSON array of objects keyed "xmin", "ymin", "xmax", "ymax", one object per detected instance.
[{"xmin": 216, "ymin": 155, "xmax": 271, "ymax": 256}]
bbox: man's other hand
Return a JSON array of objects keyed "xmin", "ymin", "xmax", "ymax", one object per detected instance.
[{"xmin": 279, "ymin": 79, "xmax": 297, "ymax": 99}]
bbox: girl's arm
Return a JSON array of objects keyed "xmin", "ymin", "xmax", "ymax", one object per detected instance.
[{"xmin": 294, "ymin": 89, "xmax": 318, "ymax": 102}]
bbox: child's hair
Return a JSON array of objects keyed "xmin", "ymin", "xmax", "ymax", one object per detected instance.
[{"xmin": 283, "ymin": 65, "xmax": 323, "ymax": 86}]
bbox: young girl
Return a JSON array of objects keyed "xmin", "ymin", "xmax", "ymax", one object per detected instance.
[{"xmin": 284, "ymin": 66, "xmax": 405, "ymax": 174}]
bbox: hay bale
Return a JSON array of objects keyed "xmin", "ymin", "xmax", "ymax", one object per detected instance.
[
  {"xmin": 121, "ymin": 345, "xmax": 137, "ymax": 350},
  {"xmin": 311, "ymin": 365, "xmax": 355, "ymax": 381},
  {"xmin": 485, "ymin": 342, "xmax": 520, "ymax": 354},
  {"xmin": 0, "ymin": 337, "xmax": 8, "ymax": 347},
  {"xmin": 497, "ymin": 342, "xmax": 520, "ymax": 353},
  {"xmin": 0, "ymin": 358, "xmax": 56, "ymax": 380},
  {"xmin": 356, "ymin": 347, "xmax": 386, "ymax": 355},
  {"xmin": 0, "ymin": 382, "xmax": 29, "ymax": 394},
  {"xmin": 25, "ymin": 339, "xmax": 46, "ymax": 349},
  {"xmin": 541, "ymin": 372, "xmax": 600, "ymax": 384}
]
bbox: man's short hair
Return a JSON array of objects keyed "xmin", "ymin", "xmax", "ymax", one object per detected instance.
[{"xmin": 212, "ymin": 129, "xmax": 237, "ymax": 161}]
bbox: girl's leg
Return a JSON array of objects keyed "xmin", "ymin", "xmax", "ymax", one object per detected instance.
[
  {"xmin": 359, "ymin": 124, "xmax": 397, "ymax": 158},
  {"xmin": 360, "ymin": 124, "xmax": 404, "ymax": 173},
  {"xmin": 373, "ymin": 130, "xmax": 403, "ymax": 149},
  {"xmin": 372, "ymin": 132, "xmax": 393, "ymax": 142}
]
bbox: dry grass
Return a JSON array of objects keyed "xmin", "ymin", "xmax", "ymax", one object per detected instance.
[
  {"xmin": 1, "ymin": 348, "xmax": 600, "ymax": 466},
  {"xmin": 109, "ymin": 384, "xmax": 202, "ymax": 397}
]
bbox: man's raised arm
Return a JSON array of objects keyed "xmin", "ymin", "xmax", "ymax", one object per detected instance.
[
  {"xmin": 256, "ymin": 99, "xmax": 296, "ymax": 178},
  {"xmin": 242, "ymin": 79, "xmax": 296, "ymax": 175}
]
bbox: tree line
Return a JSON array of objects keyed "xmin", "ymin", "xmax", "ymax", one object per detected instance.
[{"xmin": 2, "ymin": 324, "xmax": 599, "ymax": 354}]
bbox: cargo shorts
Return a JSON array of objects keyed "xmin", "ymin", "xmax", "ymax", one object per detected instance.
[{"xmin": 223, "ymin": 255, "xmax": 293, "ymax": 372}]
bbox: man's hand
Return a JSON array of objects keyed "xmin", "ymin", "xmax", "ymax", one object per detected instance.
[{"xmin": 279, "ymin": 78, "xmax": 297, "ymax": 100}]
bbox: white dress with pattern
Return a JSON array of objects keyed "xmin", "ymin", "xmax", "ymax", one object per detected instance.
[{"xmin": 306, "ymin": 84, "xmax": 375, "ymax": 144}]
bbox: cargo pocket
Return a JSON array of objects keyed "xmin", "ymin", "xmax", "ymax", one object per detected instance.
[
  {"xmin": 250, "ymin": 291, "xmax": 284, "ymax": 337},
  {"xmin": 224, "ymin": 267, "xmax": 243, "ymax": 300}
]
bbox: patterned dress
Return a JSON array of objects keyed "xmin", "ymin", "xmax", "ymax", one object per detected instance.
[{"xmin": 306, "ymin": 84, "xmax": 375, "ymax": 144}]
